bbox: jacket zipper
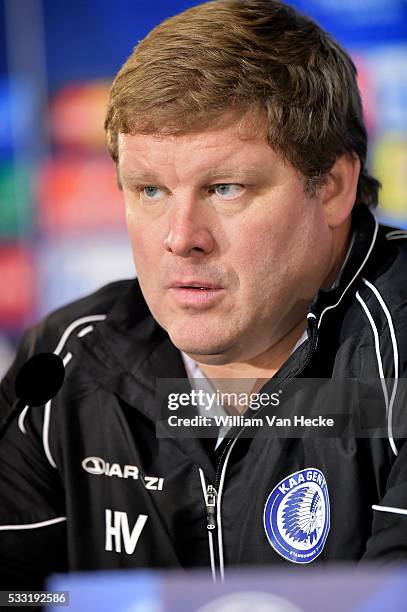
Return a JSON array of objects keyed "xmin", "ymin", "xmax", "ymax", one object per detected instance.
[
  {"xmin": 205, "ymin": 484, "xmax": 217, "ymax": 531},
  {"xmin": 201, "ymin": 313, "xmax": 319, "ymax": 580},
  {"xmin": 199, "ymin": 470, "xmax": 218, "ymax": 582}
]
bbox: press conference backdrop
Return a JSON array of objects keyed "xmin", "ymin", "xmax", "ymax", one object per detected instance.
[{"xmin": 0, "ymin": 0, "xmax": 406, "ymax": 378}]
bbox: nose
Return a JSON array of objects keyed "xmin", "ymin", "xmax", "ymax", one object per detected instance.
[{"xmin": 164, "ymin": 197, "xmax": 215, "ymax": 257}]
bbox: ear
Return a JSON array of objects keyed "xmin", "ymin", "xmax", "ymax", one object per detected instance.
[{"xmin": 320, "ymin": 153, "xmax": 360, "ymax": 227}]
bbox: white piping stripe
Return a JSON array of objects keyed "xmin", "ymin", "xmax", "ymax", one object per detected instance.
[
  {"xmin": 355, "ymin": 292, "xmax": 389, "ymax": 409},
  {"xmin": 356, "ymin": 292, "xmax": 398, "ymax": 456},
  {"xmin": 0, "ymin": 516, "xmax": 67, "ymax": 530},
  {"xmin": 77, "ymin": 325, "xmax": 94, "ymax": 338},
  {"xmin": 40, "ymin": 314, "xmax": 106, "ymax": 469},
  {"xmin": 44, "ymin": 350, "xmax": 74, "ymax": 469},
  {"xmin": 362, "ymin": 278, "xmax": 399, "ymax": 457},
  {"xmin": 17, "ymin": 405, "xmax": 29, "ymax": 434},
  {"xmin": 43, "ymin": 399, "xmax": 57, "ymax": 468},
  {"xmin": 387, "ymin": 235, "xmax": 407, "ymax": 241},
  {"xmin": 208, "ymin": 532, "xmax": 216, "ymax": 584},
  {"xmin": 216, "ymin": 437, "xmax": 240, "ymax": 582},
  {"xmin": 62, "ymin": 352, "xmax": 72, "ymax": 367},
  {"xmin": 199, "ymin": 467, "xmax": 209, "ymax": 504},
  {"xmin": 362, "ymin": 278, "xmax": 399, "ymax": 382},
  {"xmin": 372, "ymin": 505, "xmax": 407, "ymax": 516},
  {"xmin": 53, "ymin": 315, "xmax": 106, "ymax": 355},
  {"xmin": 198, "ymin": 468, "xmax": 217, "ymax": 583},
  {"xmin": 318, "ymin": 217, "xmax": 378, "ymax": 329},
  {"xmin": 385, "ymin": 230, "xmax": 407, "ymax": 238}
]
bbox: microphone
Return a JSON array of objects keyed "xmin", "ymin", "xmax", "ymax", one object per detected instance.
[{"xmin": 0, "ymin": 353, "xmax": 65, "ymax": 439}]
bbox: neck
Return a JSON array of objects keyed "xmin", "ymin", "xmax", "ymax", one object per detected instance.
[
  {"xmin": 190, "ymin": 317, "xmax": 306, "ymax": 415},
  {"xmin": 197, "ymin": 316, "xmax": 307, "ymax": 384}
]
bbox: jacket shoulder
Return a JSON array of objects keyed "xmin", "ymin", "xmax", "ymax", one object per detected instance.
[
  {"xmin": 0, "ymin": 279, "xmax": 136, "ymax": 405},
  {"xmin": 30, "ymin": 279, "xmax": 136, "ymax": 353},
  {"xmin": 353, "ymin": 230, "xmax": 407, "ymax": 376},
  {"xmin": 368, "ymin": 228, "xmax": 407, "ymax": 312}
]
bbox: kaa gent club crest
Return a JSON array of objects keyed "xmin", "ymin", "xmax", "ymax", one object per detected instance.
[{"xmin": 263, "ymin": 467, "xmax": 330, "ymax": 564}]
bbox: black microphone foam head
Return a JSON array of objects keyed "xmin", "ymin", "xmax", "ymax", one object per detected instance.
[{"xmin": 14, "ymin": 352, "xmax": 65, "ymax": 407}]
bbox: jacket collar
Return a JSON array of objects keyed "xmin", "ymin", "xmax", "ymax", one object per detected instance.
[{"xmin": 308, "ymin": 205, "xmax": 379, "ymax": 328}]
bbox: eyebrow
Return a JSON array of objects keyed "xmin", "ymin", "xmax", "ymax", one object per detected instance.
[
  {"xmin": 201, "ymin": 167, "xmax": 261, "ymax": 181},
  {"xmin": 119, "ymin": 166, "xmax": 262, "ymax": 187}
]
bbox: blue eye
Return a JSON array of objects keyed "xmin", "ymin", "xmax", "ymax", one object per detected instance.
[
  {"xmin": 213, "ymin": 184, "xmax": 243, "ymax": 198},
  {"xmin": 143, "ymin": 186, "xmax": 162, "ymax": 199}
]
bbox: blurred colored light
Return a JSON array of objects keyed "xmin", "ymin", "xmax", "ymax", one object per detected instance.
[
  {"xmin": 0, "ymin": 245, "xmax": 35, "ymax": 326},
  {"xmin": 36, "ymin": 155, "xmax": 125, "ymax": 233},
  {"xmin": 0, "ymin": 163, "xmax": 33, "ymax": 238},
  {"xmin": 373, "ymin": 136, "xmax": 407, "ymax": 219},
  {"xmin": 49, "ymin": 80, "xmax": 111, "ymax": 151}
]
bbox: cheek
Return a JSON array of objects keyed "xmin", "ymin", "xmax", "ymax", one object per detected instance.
[
  {"xmin": 231, "ymin": 215, "xmax": 293, "ymax": 273},
  {"xmin": 125, "ymin": 215, "xmax": 158, "ymax": 276},
  {"xmin": 229, "ymin": 209, "xmax": 322, "ymax": 297},
  {"xmin": 224, "ymin": 226, "xmax": 283, "ymax": 313}
]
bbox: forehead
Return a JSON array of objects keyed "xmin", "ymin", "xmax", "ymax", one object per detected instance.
[{"xmin": 117, "ymin": 114, "xmax": 279, "ymax": 179}]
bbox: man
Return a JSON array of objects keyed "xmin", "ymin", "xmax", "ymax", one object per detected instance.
[{"xmin": 1, "ymin": 0, "xmax": 407, "ymax": 590}]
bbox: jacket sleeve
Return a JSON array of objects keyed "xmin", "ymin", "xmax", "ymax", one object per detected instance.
[
  {"xmin": 0, "ymin": 325, "xmax": 68, "ymax": 590},
  {"xmin": 361, "ymin": 437, "xmax": 407, "ymax": 562},
  {"xmin": 360, "ymin": 367, "xmax": 407, "ymax": 563}
]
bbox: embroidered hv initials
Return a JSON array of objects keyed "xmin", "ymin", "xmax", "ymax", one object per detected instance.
[{"xmin": 105, "ymin": 509, "xmax": 148, "ymax": 554}]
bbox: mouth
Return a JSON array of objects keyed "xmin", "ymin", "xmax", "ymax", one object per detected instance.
[
  {"xmin": 169, "ymin": 281, "xmax": 223, "ymax": 290},
  {"xmin": 168, "ymin": 281, "xmax": 225, "ymax": 308},
  {"xmin": 175, "ymin": 286, "xmax": 218, "ymax": 291}
]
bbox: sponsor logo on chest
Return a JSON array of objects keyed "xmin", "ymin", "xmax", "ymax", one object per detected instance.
[
  {"xmin": 81, "ymin": 456, "xmax": 164, "ymax": 490},
  {"xmin": 263, "ymin": 467, "xmax": 330, "ymax": 564}
]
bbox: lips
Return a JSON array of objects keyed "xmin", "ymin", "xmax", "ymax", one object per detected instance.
[
  {"xmin": 169, "ymin": 281, "xmax": 222, "ymax": 290},
  {"xmin": 167, "ymin": 281, "xmax": 225, "ymax": 308}
]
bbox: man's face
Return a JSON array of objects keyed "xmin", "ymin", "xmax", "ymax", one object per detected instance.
[{"xmin": 118, "ymin": 116, "xmax": 333, "ymax": 364}]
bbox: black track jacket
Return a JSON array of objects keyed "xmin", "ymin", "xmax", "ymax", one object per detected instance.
[{"xmin": 1, "ymin": 206, "xmax": 407, "ymax": 589}]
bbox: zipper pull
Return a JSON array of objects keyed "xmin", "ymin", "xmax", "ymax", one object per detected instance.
[{"xmin": 206, "ymin": 484, "xmax": 217, "ymax": 531}]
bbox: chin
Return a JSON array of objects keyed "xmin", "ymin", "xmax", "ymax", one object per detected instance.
[{"xmin": 167, "ymin": 326, "xmax": 233, "ymax": 361}]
